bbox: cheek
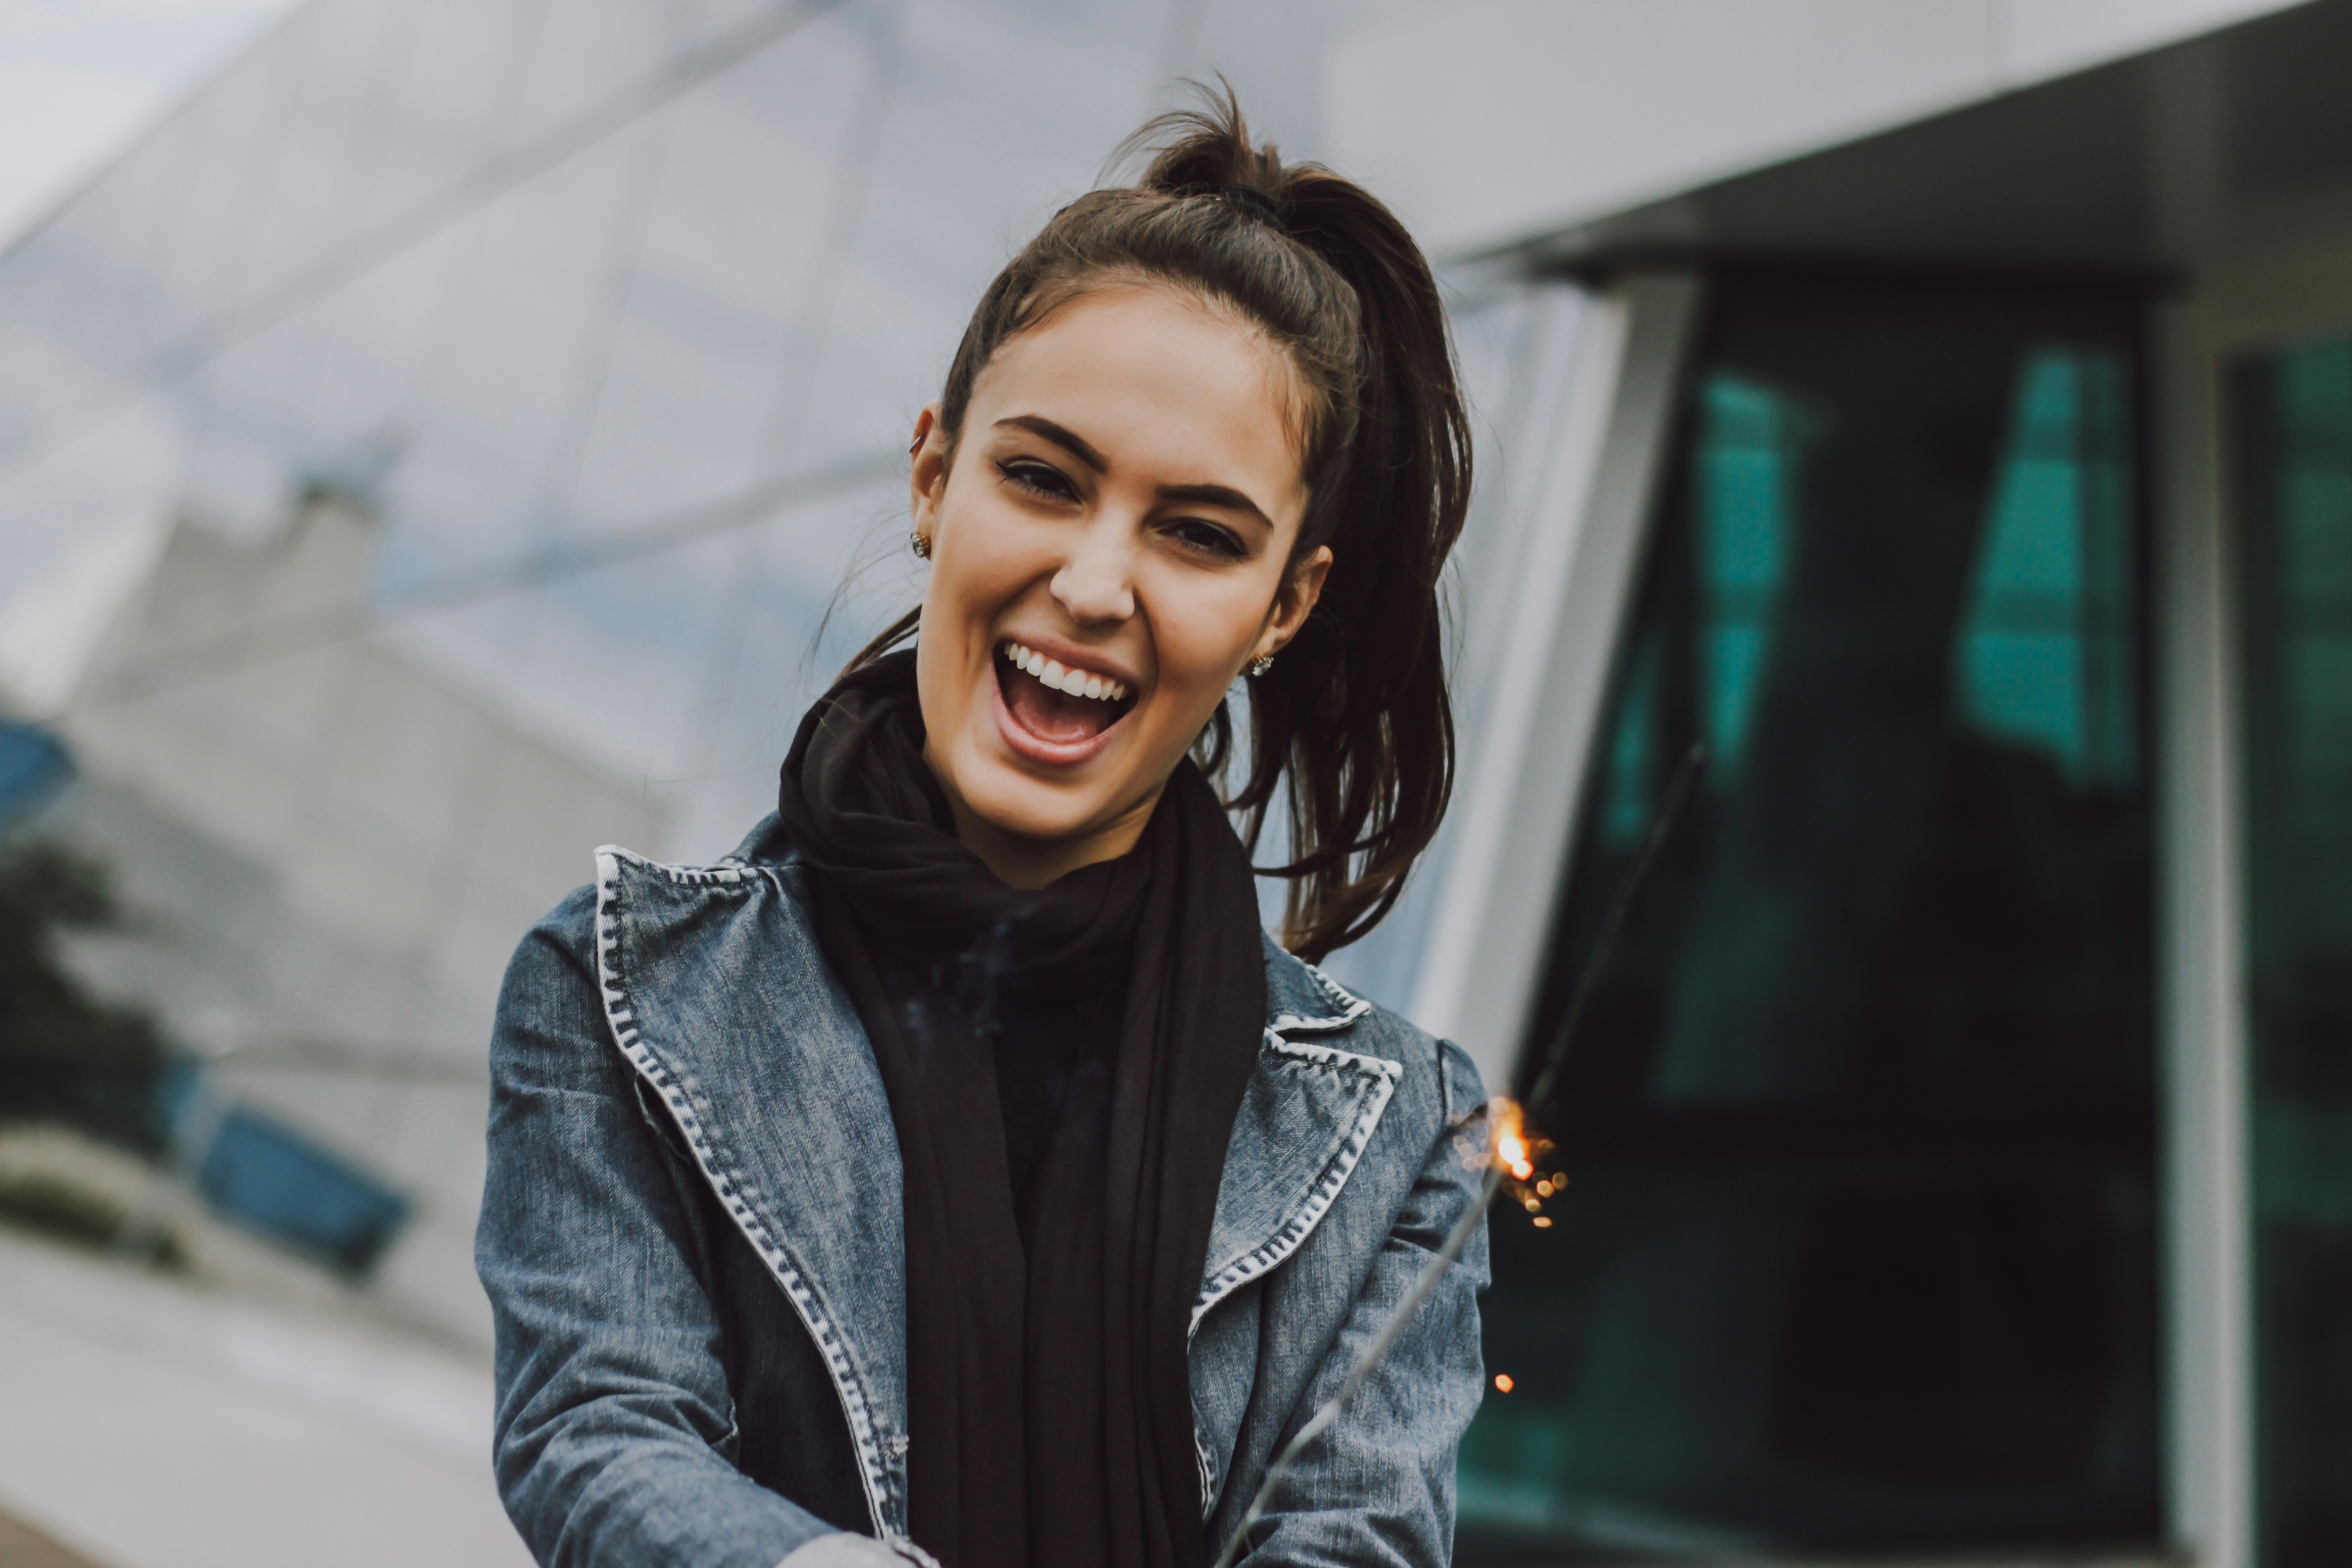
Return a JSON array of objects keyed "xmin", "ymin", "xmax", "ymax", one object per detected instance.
[
  {"xmin": 931, "ymin": 492, "xmax": 1041, "ymax": 628},
  {"xmin": 1137, "ymin": 573, "xmax": 1275, "ymax": 703}
]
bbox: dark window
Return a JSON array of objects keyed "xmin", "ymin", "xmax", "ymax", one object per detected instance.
[
  {"xmin": 1457, "ymin": 274, "xmax": 2159, "ymax": 1561},
  {"xmin": 0, "ymin": 721, "xmax": 70, "ymax": 828},
  {"xmin": 2234, "ymin": 340, "xmax": 2352, "ymax": 1568},
  {"xmin": 196, "ymin": 1105, "xmax": 411, "ymax": 1275}
]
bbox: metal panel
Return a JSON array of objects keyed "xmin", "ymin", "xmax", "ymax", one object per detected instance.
[
  {"xmin": 2155, "ymin": 291, "xmax": 2254, "ymax": 1568},
  {"xmin": 1411, "ymin": 270, "xmax": 1702, "ymax": 1088}
]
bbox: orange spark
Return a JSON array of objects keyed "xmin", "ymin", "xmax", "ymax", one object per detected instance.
[
  {"xmin": 1487, "ymin": 1096, "xmax": 1559, "ymax": 1227},
  {"xmin": 1493, "ymin": 1373, "xmax": 1514, "ymax": 1393},
  {"xmin": 1489, "ymin": 1098, "xmax": 1537, "ymax": 1181}
]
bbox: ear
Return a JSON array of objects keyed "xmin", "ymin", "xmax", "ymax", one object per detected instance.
[
  {"xmin": 1254, "ymin": 545, "xmax": 1332, "ymax": 661},
  {"xmin": 909, "ymin": 403, "xmax": 948, "ymax": 543}
]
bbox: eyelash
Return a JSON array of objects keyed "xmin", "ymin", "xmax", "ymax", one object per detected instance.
[
  {"xmin": 994, "ymin": 459, "xmax": 1247, "ymax": 560},
  {"xmin": 998, "ymin": 459, "xmax": 1076, "ymax": 503},
  {"xmin": 1168, "ymin": 519, "xmax": 1246, "ymax": 560}
]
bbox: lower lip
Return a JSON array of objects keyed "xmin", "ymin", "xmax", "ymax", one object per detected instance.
[{"xmin": 990, "ymin": 661, "xmax": 1133, "ymax": 767}]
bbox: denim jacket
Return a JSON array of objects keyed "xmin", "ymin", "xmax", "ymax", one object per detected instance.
[{"xmin": 476, "ymin": 815, "xmax": 1490, "ymax": 1568}]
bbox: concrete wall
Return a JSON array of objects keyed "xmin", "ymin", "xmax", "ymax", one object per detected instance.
[
  {"xmin": 1325, "ymin": 0, "xmax": 2309, "ymax": 260},
  {"xmin": 5, "ymin": 489, "xmax": 664, "ymax": 1341}
]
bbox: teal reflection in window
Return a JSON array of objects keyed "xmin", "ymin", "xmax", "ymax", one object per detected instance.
[
  {"xmin": 1954, "ymin": 349, "xmax": 2136, "ymax": 790},
  {"xmin": 1462, "ymin": 276, "xmax": 2157, "ymax": 1564},
  {"xmin": 1694, "ymin": 376, "xmax": 1801, "ymax": 784},
  {"xmin": 1598, "ymin": 629, "xmax": 1662, "ymax": 850}
]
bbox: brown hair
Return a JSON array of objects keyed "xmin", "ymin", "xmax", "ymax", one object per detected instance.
[{"xmin": 854, "ymin": 84, "xmax": 1470, "ymax": 962}]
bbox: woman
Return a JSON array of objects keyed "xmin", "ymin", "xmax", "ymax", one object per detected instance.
[{"xmin": 477, "ymin": 92, "xmax": 1488, "ymax": 1568}]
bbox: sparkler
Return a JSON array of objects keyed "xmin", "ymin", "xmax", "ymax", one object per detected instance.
[{"xmin": 1210, "ymin": 743, "xmax": 1704, "ymax": 1568}]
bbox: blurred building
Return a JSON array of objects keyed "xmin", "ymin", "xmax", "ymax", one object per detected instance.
[
  {"xmin": 0, "ymin": 2, "xmax": 2344, "ymax": 1568},
  {"xmin": 2, "ymin": 479, "xmax": 664, "ymax": 1328}
]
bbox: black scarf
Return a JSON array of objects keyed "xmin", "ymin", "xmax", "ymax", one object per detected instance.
[{"xmin": 778, "ymin": 651, "xmax": 1265, "ymax": 1568}]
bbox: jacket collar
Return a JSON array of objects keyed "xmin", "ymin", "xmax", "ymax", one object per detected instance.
[
  {"xmin": 1199, "ymin": 930, "xmax": 1395, "ymax": 1331},
  {"xmin": 601, "ymin": 827, "xmax": 1401, "ymax": 1536}
]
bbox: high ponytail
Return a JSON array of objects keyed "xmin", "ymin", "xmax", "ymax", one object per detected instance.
[{"xmin": 865, "ymin": 82, "xmax": 1470, "ymax": 962}]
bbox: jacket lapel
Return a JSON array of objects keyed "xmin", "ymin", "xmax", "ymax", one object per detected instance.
[
  {"xmin": 593, "ymin": 847, "xmax": 913, "ymax": 1540},
  {"xmin": 1194, "ymin": 949, "xmax": 1401, "ymax": 1335},
  {"xmin": 597, "ymin": 850, "xmax": 1402, "ymax": 1540}
]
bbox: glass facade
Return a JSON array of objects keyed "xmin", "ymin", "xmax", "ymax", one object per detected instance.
[
  {"xmin": 1460, "ymin": 274, "xmax": 2159, "ymax": 1560},
  {"xmin": 4, "ymin": 4, "xmax": 2342, "ymax": 1559},
  {"xmin": 0, "ymin": 0, "xmax": 1556, "ymax": 1341},
  {"xmin": 0, "ymin": 0, "xmax": 1470, "ymax": 870},
  {"xmin": 2233, "ymin": 339, "xmax": 2352, "ymax": 1568}
]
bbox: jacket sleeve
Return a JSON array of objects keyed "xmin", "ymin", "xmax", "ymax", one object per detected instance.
[
  {"xmin": 476, "ymin": 888, "xmax": 875, "ymax": 1568},
  {"xmin": 1231, "ymin": 1040, "xmax": 1492, "ymax": 1568}
]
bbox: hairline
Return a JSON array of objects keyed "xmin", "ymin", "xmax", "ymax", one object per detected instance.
[{"xmin": 945, "ymin": 267, "xmax": 1327, "ymax": 536}]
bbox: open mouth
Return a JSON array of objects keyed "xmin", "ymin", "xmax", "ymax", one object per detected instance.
[{"xmin": 995, "ymin": 639, "xmax": 1137, "ymax": 748}]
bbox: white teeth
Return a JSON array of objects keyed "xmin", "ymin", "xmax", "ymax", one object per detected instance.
[{"xmin": 1001, "ymin": 641, "xmax": 1126, "ymax": 703}]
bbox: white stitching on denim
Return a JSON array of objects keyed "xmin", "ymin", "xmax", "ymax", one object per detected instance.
[
  {"xmin": 594, "ymin": 843, "xmax": 751, "ymax": 887},
  {"xmin": 1187, "ymin": 1034, "xmax": 1401, "ymax": 1338},
  {"xmin": 1266, "ymin": 960, "xmax": 1373, "ymax": 1035},
  {"xmin": 1184, "ymin": 1029, "xmax": 1400, "ymax": 1517},
  {"xmin": 593, "ymin": 847, "xmax": 900, "ymax": 1540},
  {"xmin": 1306, "ymin": 961, "xmax": 1372, "ymax": 1018}
]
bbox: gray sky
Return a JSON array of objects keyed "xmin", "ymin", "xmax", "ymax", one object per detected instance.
[{"xmin": 0, "ymin": 0, "xmax": 298, "ymax": 245}]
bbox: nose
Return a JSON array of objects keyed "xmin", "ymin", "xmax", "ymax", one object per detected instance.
[{"xmin": 1050, "ymin": 516, "xmax": 1136, "ymax": 625}]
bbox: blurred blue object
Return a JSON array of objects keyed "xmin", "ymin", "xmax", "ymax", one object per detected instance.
[
  {"xmin": 195, "ymin": 1106, "xmax": 410, "ymax": 1275},
  {"xmin": 0, "ymin": 723, "xmax": 71, "ymax": 830}
]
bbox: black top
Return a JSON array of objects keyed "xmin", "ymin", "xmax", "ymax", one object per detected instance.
[
  {"xmin": 991, "ymin": 976, "xmax": 1127, "ymax": 1225},
  {"xmin": 777, "ymin": 651, "xmax": 1267, "ymax": 1568}
]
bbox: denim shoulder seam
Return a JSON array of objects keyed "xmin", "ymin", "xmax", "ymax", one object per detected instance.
[
  {"xmin": 598, "ymin": 843, "xmax": 753, "ymax": 887},
  {"xmin": 592, "ymin": 846, "xmax": 898, "ymax": 1541}
]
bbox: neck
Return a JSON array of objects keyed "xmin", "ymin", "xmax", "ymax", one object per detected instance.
[{"xmin": 926, "ymin": 751, "xmax": 1160, "ymax": 890}]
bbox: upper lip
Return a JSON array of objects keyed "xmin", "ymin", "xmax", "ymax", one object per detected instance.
[{"xmin": 998, "ymin": 633, "xmax": 1143, "ymax": 694}]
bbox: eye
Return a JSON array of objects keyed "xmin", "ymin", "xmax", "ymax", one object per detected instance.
[
  {"xmin": 997, "ymin": 459, "xmax": 1077, "ymax": 502},
  {"xmin": 1166, "ymin": 517, "xmax": 1247, "ymax": 559}
]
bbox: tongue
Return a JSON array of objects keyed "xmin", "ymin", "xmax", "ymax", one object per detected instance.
[{"xmin": 1006, "ymin": 666, "xmax": 1108, "ymax": 743}]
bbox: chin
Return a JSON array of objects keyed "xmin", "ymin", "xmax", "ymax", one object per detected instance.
[
  {"xmin": 924, "ymin": 639, "xmax": 1180, "ymax": 857},
  {"xmin": 961, "ymin": 773, "xmax": 1110, "ymax": 845}
]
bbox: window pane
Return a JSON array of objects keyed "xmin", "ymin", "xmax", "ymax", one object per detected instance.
[
  {"xmin": 1459, "ymin": 275, "xmax": 2158, "ymax": 1560},
  {"xmin": 2234, "ymin": 339, "xmax": 2352, "ymax": 1568}
]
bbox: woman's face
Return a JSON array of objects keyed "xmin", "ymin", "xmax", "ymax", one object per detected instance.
[{"xmin": 910, "ymin": 284, "xmax": 1329, "ymax": 887}]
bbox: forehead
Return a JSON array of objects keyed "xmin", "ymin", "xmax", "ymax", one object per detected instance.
[{"xmin": 971, "ymin": 286, "xmax": 1307, "ymax": 490}]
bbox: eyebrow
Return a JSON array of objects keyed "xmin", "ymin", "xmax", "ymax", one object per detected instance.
[
  {"xmin": 994, "ymin": 414, "xmax": 1274, "ymax": 531},
  {"xmin": 996, "ymin": 415, "xmax": 1106, "ymax": 472},
  {"xmin": 1156, "ymin": 483, "xmax": 1272, "ymax": 531}
]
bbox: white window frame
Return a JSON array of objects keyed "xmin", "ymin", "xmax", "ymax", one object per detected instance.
[
  {"xmin": 2158, "ymin": 237, "xmax": 2352, "ymax": 1568},
  {"xmin": 1410, "ymin": 270, "xmax": 1704, "ymax": 1090},
  {"xmin": 1419, "ymin": 253, "xmax": 2289, "ymax": 1568}
]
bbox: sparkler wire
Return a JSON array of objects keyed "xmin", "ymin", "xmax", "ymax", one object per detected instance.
[{"xmin": 1209, "ymin": 743, "xmax": 1704, "ymax": 1568}]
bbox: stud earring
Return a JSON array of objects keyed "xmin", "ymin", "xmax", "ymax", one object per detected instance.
[
  {"xmin": 910, "ymin": 531, "xmax": 931, "ymax": 560},
  {"xmin": 1249, "ymin": 653, "xmax": 1275, "ymax": 677}
]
